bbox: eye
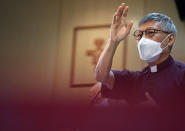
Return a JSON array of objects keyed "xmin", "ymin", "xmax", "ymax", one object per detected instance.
[
  {"xmin": 148, "ymin": 31, "xmax": 155, "ymax": 35},
  {"xmin": 146, "ymin": 29, "xmax": 155, "ymax": 37},
  {"xmin": 133, "ymin": 30, "xmax": 143, "ymax": 40},
  {"xmin": 137, "ymin": 34, "xmax": 142, "ymax": 39}
]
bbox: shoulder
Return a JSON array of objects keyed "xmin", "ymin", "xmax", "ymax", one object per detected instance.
[
  {"xmin": 174, "ymin": 61, "xmax": 185, "ymax": 80},
  {"xmin": 174, "ymin": 61, "xmax": 185, "ymax": 71},
  {"xmin": 174, "ymin": 61, "xmax": 185, "ymax": 87}
]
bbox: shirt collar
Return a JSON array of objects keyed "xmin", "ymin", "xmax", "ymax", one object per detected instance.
[{"xmin": 142, "ymin": 55, "xmax": 175, "ymax": 73}]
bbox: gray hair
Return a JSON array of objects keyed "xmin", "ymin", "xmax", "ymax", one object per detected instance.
[{"xmin": 138, "ymin": 13, "xmax": 177, "ymax": 35}]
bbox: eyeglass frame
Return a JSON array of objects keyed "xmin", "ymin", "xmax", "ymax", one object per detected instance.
[{"xmin": 133, "ymin": 28, "xmax": 171, "ymax": 40}]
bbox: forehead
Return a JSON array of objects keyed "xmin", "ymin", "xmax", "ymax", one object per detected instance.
[{"xmin": 138, "ymin": 21, "xmax": 162, "ymax": 31}]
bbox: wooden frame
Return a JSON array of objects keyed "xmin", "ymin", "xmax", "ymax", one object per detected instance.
[{"xmin": 70, "ymin": 24, "xmax": 127, "ymax": 88}]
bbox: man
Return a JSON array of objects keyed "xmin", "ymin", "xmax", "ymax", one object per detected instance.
[{"xmin": 94, "ymin": 2, "xmax": 185, "ymax": 109}]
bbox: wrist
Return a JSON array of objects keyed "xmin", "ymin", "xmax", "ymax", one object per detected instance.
[{"xmin": 108, "ymin": 38, "xmax": 119, "ymax": 48}]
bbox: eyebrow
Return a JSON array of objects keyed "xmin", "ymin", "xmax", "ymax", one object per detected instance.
[{"xmin": 137, "ymin": 27, "xmax": 160, "ymax": 32}]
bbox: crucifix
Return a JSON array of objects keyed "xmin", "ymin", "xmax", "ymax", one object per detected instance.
[{"xmin": 86, "ymin": 38, "xmax": 105, "ymax": 71}]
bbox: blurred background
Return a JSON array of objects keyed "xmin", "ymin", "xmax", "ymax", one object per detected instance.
[{"xmin": 0, "ymin": 0, "xmax": 185, "ymax": 130}]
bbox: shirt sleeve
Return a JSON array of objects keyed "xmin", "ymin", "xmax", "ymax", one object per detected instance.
[
  {"xmin": 182, "ymin": 69, "xmax": 185, "ymax": 88},
  {"xmin": 101, "ymin": 69, "xmax": 138, "ymax": 103}
]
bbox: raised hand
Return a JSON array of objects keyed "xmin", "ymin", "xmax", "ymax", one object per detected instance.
[{"xmin": 110, "ymin": 3, "xmax": 133, "ymax": 46}]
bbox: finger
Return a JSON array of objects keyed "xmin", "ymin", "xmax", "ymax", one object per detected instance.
[
  {"xmin": 116, "ymin": 6, "xmax": 125, "ymax": 22},
  {"xmin": 115, "ymin": 14, "xmax": 119, "ymax": 23},
  {"xmin": 122, "ymin": 6, "xmax": 128, "ymax": 18},
  {"xmin": 89, "ymin": 89, "xmax": 94, "ymax": 97},
  {"xmin": 126, "ymin": 20, "xmax": 134, "ymax": 34},
  {"xmin": 117, "ymin": 3, "xmax": 125, "ymax": 16},
  {"xmin": 89, "ymin": 89, "xmax": 98, "ymax": 99},
  {"xmin": 121, "ymin": 6, "xmax": 128, "ymax": 24},
  {"xmin": 112, "ymin": 13, "xmax": 117, "ymax": 24},
  {"xmin": 116, "ymin": 6, "xmax": 121, "ymax": 15},
  {"xmin": 115, "ymin": 6, "xmax": 121, "ymax": 22},
  {"xmin": 145, "ymin": 92, "xmax": 156, "ymax": 104}
]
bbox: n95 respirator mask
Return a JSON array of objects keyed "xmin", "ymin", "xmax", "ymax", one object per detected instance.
[{"xmin": 137, "ymin": 34, "xmax": 171, "ymax": 63}]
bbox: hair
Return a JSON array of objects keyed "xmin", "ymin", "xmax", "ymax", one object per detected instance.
[{"xmin": 138, "ymin": 13, "xmax": 177, "ymax": 35}]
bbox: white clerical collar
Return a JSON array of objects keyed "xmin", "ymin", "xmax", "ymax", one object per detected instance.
[{"xmin": 150, "ymin": 65, "xmax": 157, "ymax": 72}]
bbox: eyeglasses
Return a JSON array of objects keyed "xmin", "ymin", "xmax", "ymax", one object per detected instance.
[{"xmin": 133, "ymin": 28, "xmax": 171, "ymax": 40}]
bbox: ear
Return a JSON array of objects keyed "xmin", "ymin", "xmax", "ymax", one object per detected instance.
[{"xmin": 168, "ymin": 34, "xmax": 175, "ymax": 46}]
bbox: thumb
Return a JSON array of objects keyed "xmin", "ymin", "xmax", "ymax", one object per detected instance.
[
  {"xmin": 145, "ymin": 92, "xmax": 157, "ymax": 105},
  {"xmin": 126, "ymin": 20, "xmax": 133, "ymax": 34}
]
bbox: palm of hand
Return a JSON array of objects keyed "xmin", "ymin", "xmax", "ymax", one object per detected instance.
[{"xmin": 110, "ymin": 3, "xmax": 133, "ymax": 45}]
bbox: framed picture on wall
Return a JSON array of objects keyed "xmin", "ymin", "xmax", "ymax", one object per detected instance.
[{"xmin": 70, "ymin": 24, "xmax": 127, "ymax": 88}]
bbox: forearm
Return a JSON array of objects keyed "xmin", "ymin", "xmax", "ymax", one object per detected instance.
[
  {"xmin": 95, "ymin": 39, "xmax": 118, "ymax": 82},
  {"xmin": 95, "ymin": 2, "xmax": 133, "ymax": 83}
]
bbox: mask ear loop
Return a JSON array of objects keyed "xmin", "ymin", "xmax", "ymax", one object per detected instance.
[{"xmin": 161, "ymin": 33, "xmax": 172, "ymax": 50}]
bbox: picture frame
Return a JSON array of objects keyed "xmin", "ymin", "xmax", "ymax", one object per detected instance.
[{"xmin": 70, "ymin": 24, "xmax": 127, "ymax": 88}]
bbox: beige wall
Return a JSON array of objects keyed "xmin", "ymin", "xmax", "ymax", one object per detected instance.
[
  {"xmin": 0, "ymin": 0, "xmax": 60, "ymax": 103},
  {"xmin": 1, "ymin": 0, "xmax": 185, "ymax": 105}
]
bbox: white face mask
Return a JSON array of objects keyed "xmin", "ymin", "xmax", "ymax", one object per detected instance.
[{"xmin": 137, "ymin": 34, "xmax": 171, "ymax": 63}]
